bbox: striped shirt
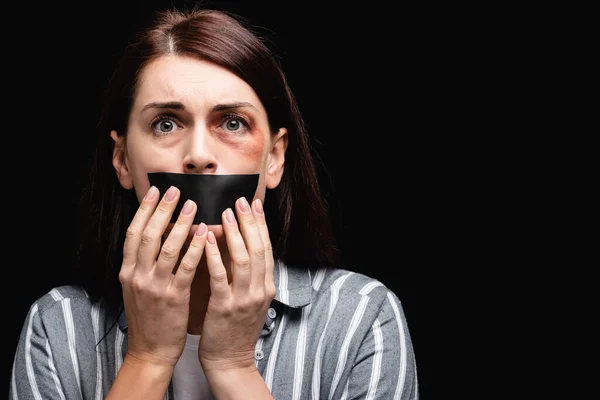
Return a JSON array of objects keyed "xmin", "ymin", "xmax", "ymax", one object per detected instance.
[{"xmin": 10, "ymin": 261, "xmax": 419, "ymax": 399}]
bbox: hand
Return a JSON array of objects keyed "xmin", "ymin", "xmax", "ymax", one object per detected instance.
[
  {"xmin": 198, "ymin": 196, "xmax": 277, "ymax": 373},
  {"xmin": 119, "ymin": 185, "xmax": 208, "ymax": 367}
]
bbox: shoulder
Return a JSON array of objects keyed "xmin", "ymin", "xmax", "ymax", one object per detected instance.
[
  {"xmin": 314, "ymin": 266, "xmax": 395, "ymax": 304},
  {"xmin": 304, "ymin": 267, "xmax": 416, "ymax": 357},
  {"xmin": 27, "ymin": 284, "xmax": 100, "ymax": 321},
  {"xmin": 310, "ymin": 266, "xmax": 415, "ymax": 341},
  {"xmin": 21, "ymin": 284, "xmax": 122, "ymax": 345},
  {"xmin": 307, "ymin": 266, "xmax": 408, "ymax": 325}
]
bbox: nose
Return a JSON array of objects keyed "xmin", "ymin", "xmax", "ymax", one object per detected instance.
[{"xmin": 182, "ymin": 127, "xmax": 219, "ymax": 174}]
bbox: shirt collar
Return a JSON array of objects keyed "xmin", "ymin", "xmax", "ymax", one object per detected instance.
[
  {"xmin": 272, "ymin": 259, "xmax": 313, "ymax": 308},
  {"xmin": 118, "ymin": 259, "xmax": 312, "ymax": 331}
]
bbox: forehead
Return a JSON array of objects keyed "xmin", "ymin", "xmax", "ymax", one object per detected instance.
[{"xmin": 133, "ymin": 55, "xmax": 264, "ymax": 112}]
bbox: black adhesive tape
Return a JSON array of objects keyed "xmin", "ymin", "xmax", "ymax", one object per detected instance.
[{"xmin": 147, "ymin": 172, "xmax": 259, "ymax": 225}]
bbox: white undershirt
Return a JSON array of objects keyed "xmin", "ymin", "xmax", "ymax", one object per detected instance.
[{"xmin": 172, "ymin": 334, "xmax": 214, "ymax": 400}]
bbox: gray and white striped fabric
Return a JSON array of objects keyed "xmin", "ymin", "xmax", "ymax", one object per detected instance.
[{"xmin": 10, "ymin": 261, "xmax": 418, "ymax": 399}]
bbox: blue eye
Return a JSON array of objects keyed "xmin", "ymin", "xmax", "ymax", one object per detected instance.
[
  {"xmin": 151, "ymin": 116, "xmax": 180, "ymax": 135},
  {"xmin": 224, "ymin": 118, "xmax": 242, "ymax": 131},
  {"xmin": 221, "ymin": 114, "xmax": 250, "ymax": 134}
]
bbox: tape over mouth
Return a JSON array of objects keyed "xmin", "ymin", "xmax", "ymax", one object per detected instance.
[{"xmin": 147, "ymin": 172, "xmax": 259, "ymax": 225}]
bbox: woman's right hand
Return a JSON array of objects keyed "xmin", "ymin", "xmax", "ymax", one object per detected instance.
[{"xmin": 119, "ymin": 185, "xmax": 208, "ymax": 368}]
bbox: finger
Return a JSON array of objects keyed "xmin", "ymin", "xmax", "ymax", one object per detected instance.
[
  {"xmin": 155, "ymin": 199, "xmax": 197, "ymax": 281},
  {"xmin": 222, "ymin": 207, "xmax": 252, "ymax": 294},
  {"xmin": 204, "ymin": 230, "xmax": 231, "ymax": 300},
  {"xmin": 251, "ymin": 198, "xmax": 275, "ymax": 295},
  {"xmin": 136, "ymin": 186, "xmax": 180, "ymax": 273},
  {"xmin": 122, "ymin": 186, "xmax": 160, "ymax": 268},
  {"xmin": 171, "ymin": 222, "xmax": 208, "ymax": 291},
  {"xmin": 235, "ymin": 197, "xmax": 266, "ymax": 291}
]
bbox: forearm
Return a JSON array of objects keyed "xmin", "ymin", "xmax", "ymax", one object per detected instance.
[
  {"xmin": 106, "ymin": 354, "xmax": 174, "ymax": 400},
  {"xmin": 206, "ymin": 366, "xmax": 274, "ymax": 400}
]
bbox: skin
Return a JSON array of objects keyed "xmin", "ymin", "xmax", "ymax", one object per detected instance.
[{"xmin": 107, "ymin": 54, "xmax": 288, "ymax": 399}]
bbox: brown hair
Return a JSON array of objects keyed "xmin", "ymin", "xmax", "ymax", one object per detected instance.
[{"xmin": 74, "ymin": 8, "xmax": 340, "ymax": 310}]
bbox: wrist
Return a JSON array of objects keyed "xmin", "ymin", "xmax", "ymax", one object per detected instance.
[
  {"xmin": 200, "ymin": 353, "xmax": 256, "ymax": 375},
  {"xmin": 203, "ymin": 362, "xmax": 257, "ymax": 379},
  {"xmin": 205, "ymin": 366, "xmax": 273, "ymax": 400},
  {"xmin": 126, "ymin": 348, "xmax": 180, "ymax": 369},
  {"xmin": 123, "ymin": 352, "xmax": 177, "ymax": 374},
  {"xmin": 106, "ymin": 354, "xmax": 174, "ymax": 399}
]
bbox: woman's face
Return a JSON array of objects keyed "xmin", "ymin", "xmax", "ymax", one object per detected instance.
[{"xmin": 111, "ymin": 54, "xmax": 287, "ymax": 239}]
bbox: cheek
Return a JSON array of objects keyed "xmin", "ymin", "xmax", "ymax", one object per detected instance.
[
  {"xmin": 234, "ymin": 132, "xmax": 265, "ymax": 160},
  {"xmin": 127, "ymin": 143, "xmax": 181, "ymax": 200},
  {"xmin": 226, "ymin": 134, "xmax": 266, "ymax": 169},
  {"xmin": 242, "ymin": 134, "xmax": 265, "ymax": 159}
]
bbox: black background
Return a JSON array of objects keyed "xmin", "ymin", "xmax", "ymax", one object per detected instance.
[{"xmin": 5, "ymin": 1, "xmax": 595, "ymax": 398}]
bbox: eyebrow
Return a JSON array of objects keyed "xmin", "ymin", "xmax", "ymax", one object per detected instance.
[
  {"xmin": 141, "ymin": 101, "xmax": 185, "ymax": 112},
  {"xmin": 141, "ymin": 101, "xmax": 257, "ymax": 113}
]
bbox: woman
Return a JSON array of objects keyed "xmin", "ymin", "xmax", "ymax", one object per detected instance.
[{"xmin": 10, "ymin": 7, "xmax": 418, "ymax": 400}]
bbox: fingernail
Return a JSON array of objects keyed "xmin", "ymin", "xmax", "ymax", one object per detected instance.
[
  {"xmin": 195, "ymin": 223, "xmax": 207, "ymax": 236},
  {"xmin": 181, "ymin": 200, "xmax": 194, "ymax": 215},
  {"xmin": 239, "ymin": 197, "xmax": 250, "ymax": 213},
  {"xmin": 253, "ymin": 198, "xmax": 263, "ymax": 214},
  {"xmin": 207, "ymin": 230, "xmax": 216, "ymax": 244},
  {"xmin": 164, "ymin": 186, "xmax": 177, "ymax": 202},
  {"xmin": 225, "ymin": 208, "xmax": 235, "ymax": 224},
  {"xmin": 144, "ymin": 186, "xmax": 158, "ymax": 200}
]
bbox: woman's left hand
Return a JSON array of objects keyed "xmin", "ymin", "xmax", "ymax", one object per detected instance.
[{"xmin": 198, "ymin": 196, "xmax": 277, "ymax": 373}]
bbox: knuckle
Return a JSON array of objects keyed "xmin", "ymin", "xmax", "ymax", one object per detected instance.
[
  {"xmin": 212, "ymin": 271, "xmax": 229, "ymax": 284},
  {"xmin": 256, "ymin": 217, "xmax": 268, "ymax": 228},
  {"xmin": 118, "ymin": 270, "xmax": 130, "ymax": 284},
  {"xmin": 252, "ymin": 247, "xmax": 266, "ymax": 260},
  {"xmin": 235, "ymin": 257, "xmax": 251, "ymax": 270},
  {"xmin": 130, "ymin": 276, "xmax": 146, "ymax": 292},
  {"xmin": 256, "ymin": 218, "xmax": 270, "ymax": 232},
  {"xmin": 160, "ymin": 244, "xmax": 179, "ymax": 261},
  {"xmin": 220, "ymin": 303, "xmax": 234, "ymax": 317},
  {"xmin": 266, "ymin": 284, "xmax": 277, "ymax": 300},
  {"xmin": 157, "ymin": 202, "xmax": 173, "ymax": 215},
  {"xmin": 163, "ymin": 291, "xmax": 179, "ymax": 304},
  {"xmin": 138, "ymin": 202, "xmax": 153, "ymax": 212},
  {"xmin": 178, "ymin": 260, "xmax": 197, "ymax": 274},
  {"xmin": 236, "ymin": 299, "xmax": 252, "ymax": 312},
  {"xmin": 250, "ymin": 293, "xmax": 265, "ymax": 306},
  {"xmin": 140, "ymin": 229, "xmax": 158, "ymax": 247},
  {"xmin": 188, "ymin": 237, "xmax": 205, "ymax": 250},
  {"xmin": 206, "ymin": 245, "xmax": 220, "ymax": 257},
  {"xmin": 243, "ymin": 216, "xmax": 257, "ymax": 227},
  {"xmin": 125, "ymin": 226, "xmax": 140, "ymax": 241},
  {"xmin": 173, "ymin": 220, "xmax": 191, "ymax": 233},
  {"xmin": 264, "ymin": 242, "xmax": 273, "ymax": 256}
]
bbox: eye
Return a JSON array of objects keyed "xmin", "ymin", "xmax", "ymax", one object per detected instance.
[
  {"xmin": 225, "ymin": 119, "xmax": 242, "ymax": 131},
  {"xmin": 151, "ymin": 116, "xmax": 181, "ymax": 135},
  {"xmin": 220, "ymin": 114, "xmax": 250, "ymax": 134}
]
